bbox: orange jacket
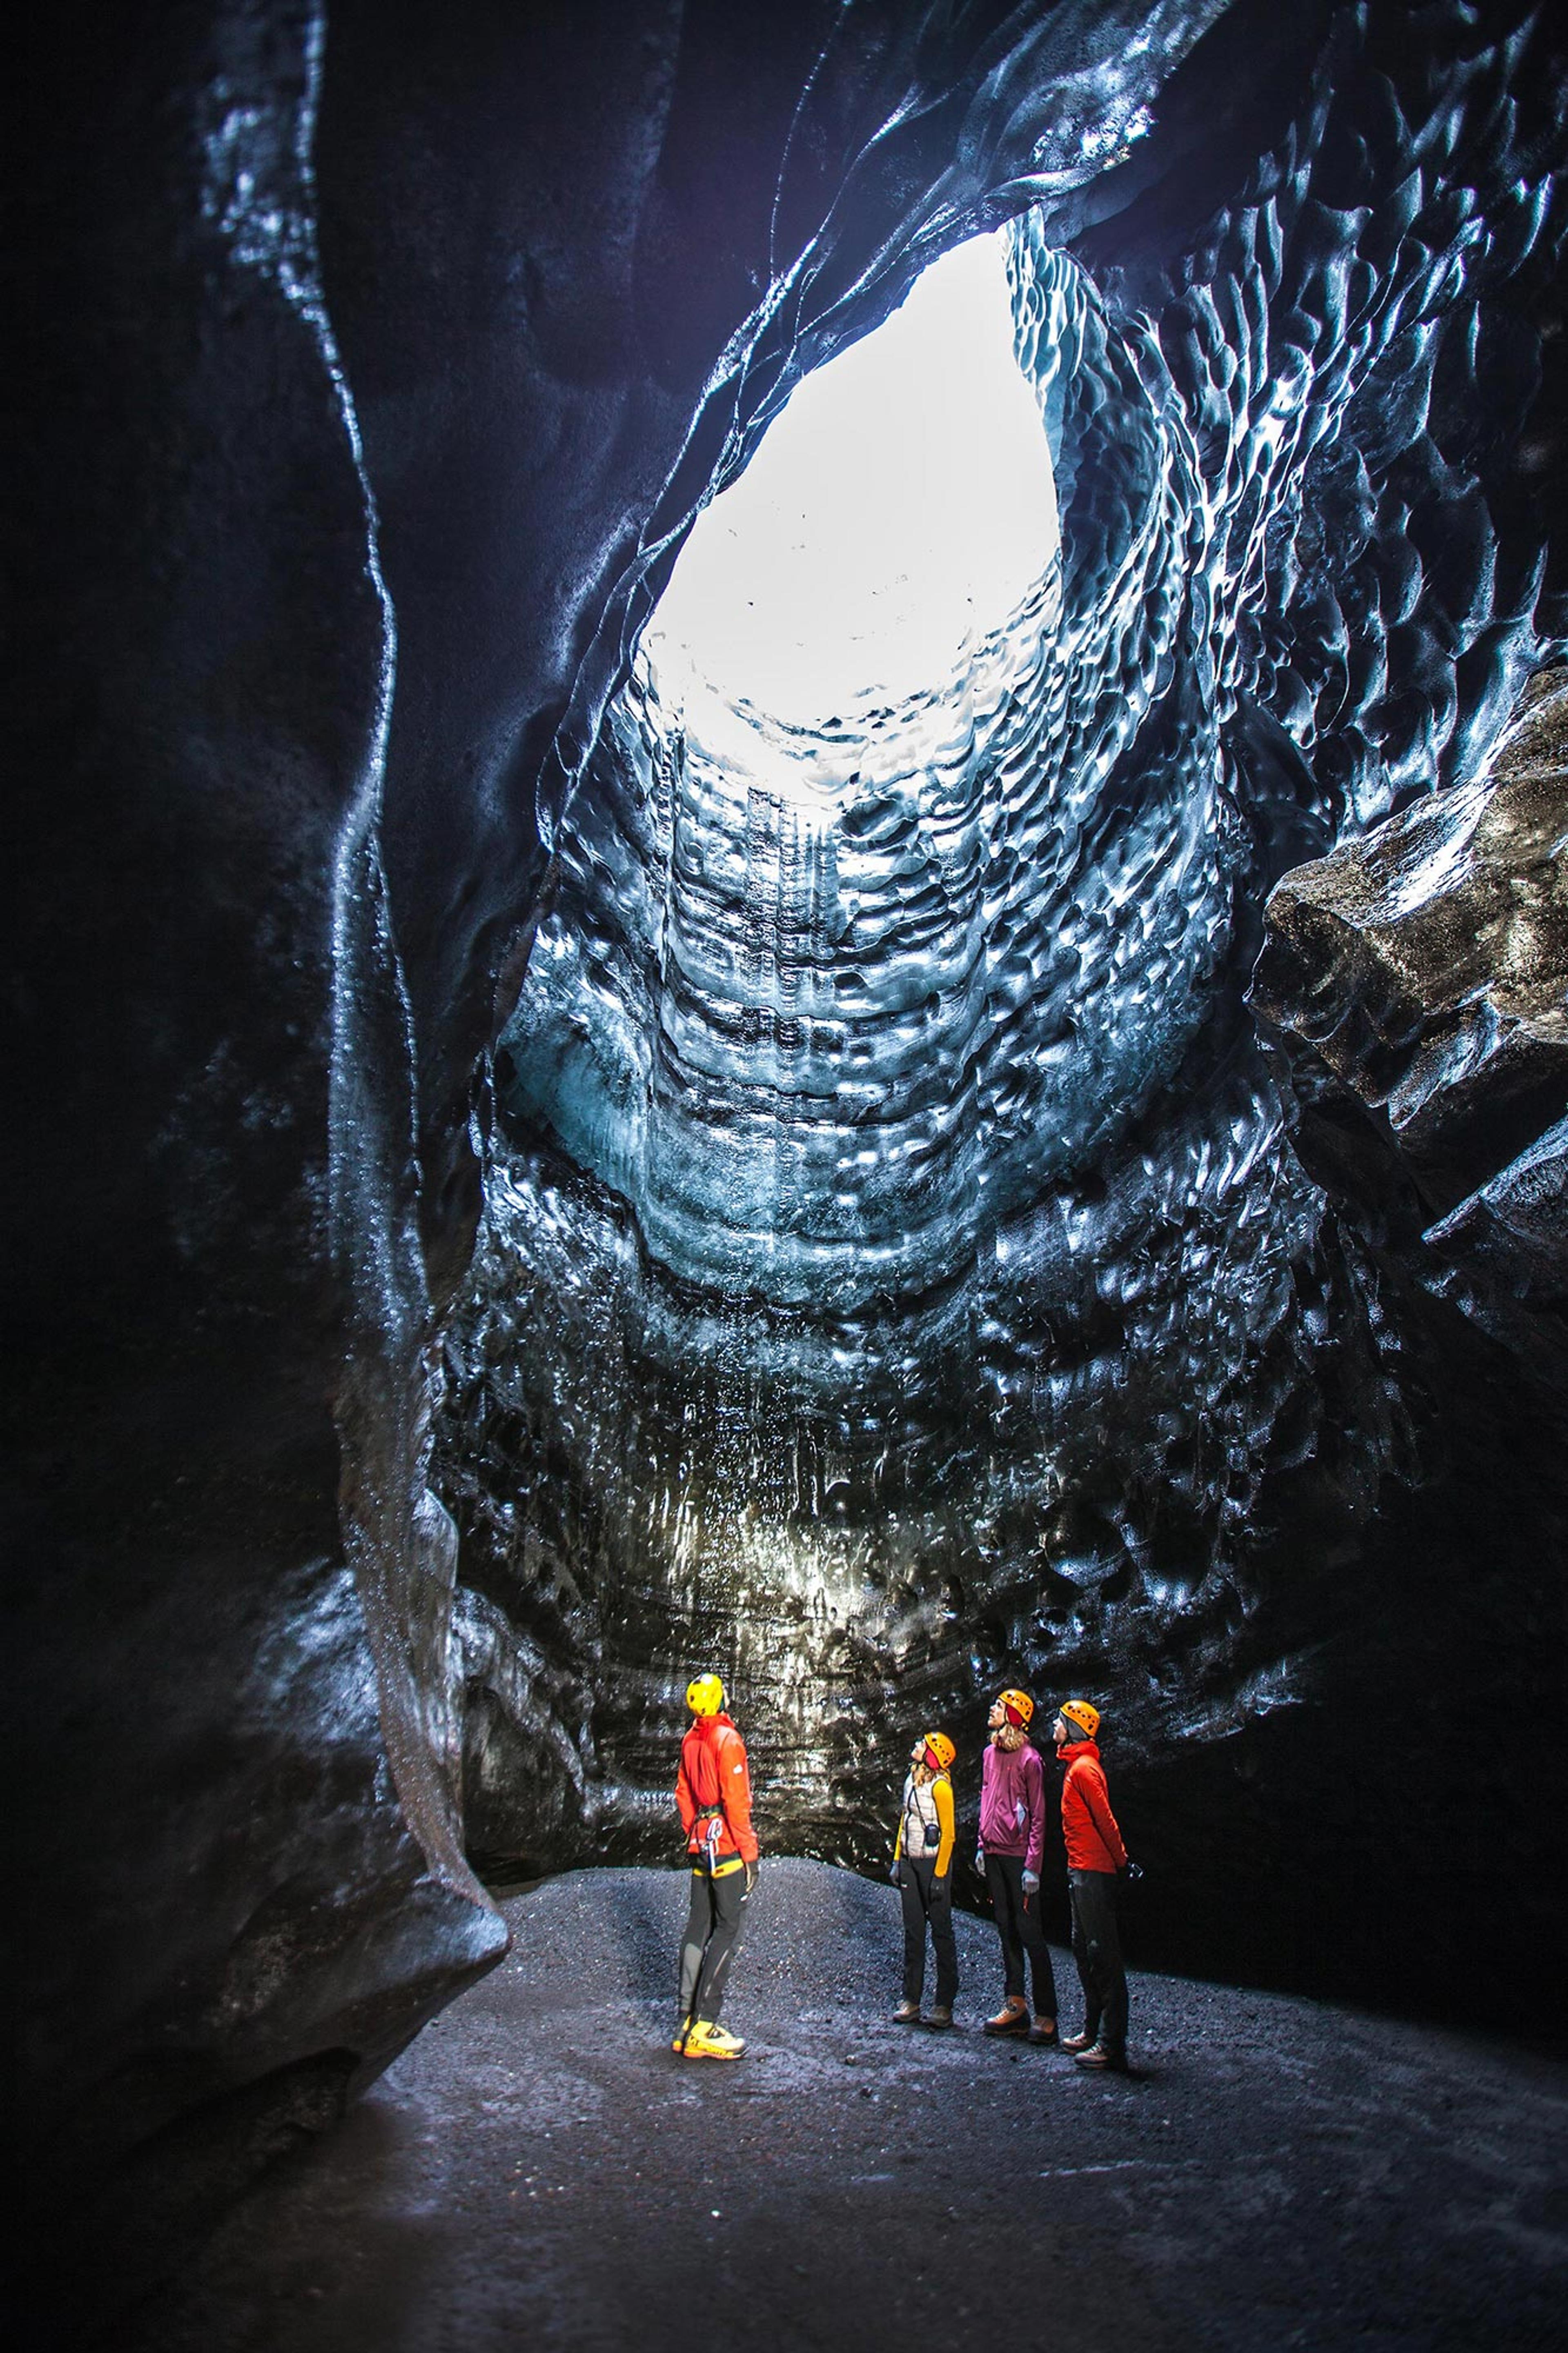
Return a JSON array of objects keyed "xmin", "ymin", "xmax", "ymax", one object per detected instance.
[
  {"xmin": 676, "ymin": 1713, "xmax": 759, "ymax": 1865},
  {"xmin": 1059, "ymin": 1740, "xmax": 1127, "ymax": 1873}
]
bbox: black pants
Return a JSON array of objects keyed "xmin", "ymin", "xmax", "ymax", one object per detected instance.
[
  {"xmin": 899, "ymin": 1858, "xmax": 958, "ymax": 2006},
  {"xmin": 1069, "ymin": 1867, "xmax": 1128, "ymax": 2054},
  {"xmin": 984, "ymin": 1852, "xmax": 1058, "ymax": 2018},
  {"xmin": 679, "ymin": 1862, "xmax": 748, "ymax": 2024}
]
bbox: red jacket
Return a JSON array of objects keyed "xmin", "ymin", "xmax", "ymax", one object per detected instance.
[
  {"xmin": 676, "ymin": 1713, "xmax": 759, "ymax": 1864},
  {"xmin": 1059, "ymin": 1740, "xmax": 1127, "ymax": 1873}
]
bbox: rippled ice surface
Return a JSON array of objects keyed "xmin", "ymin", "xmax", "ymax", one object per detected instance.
[
  {"xmin": 505, "ymin": 224, "xmax": 1238, "ymax": 1309},
  {"xmin": 456, "ymin": 32, "xmax": 1561, "ymax": 1846}
]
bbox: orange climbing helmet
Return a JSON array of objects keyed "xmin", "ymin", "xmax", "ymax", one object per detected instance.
[
  {"xmin": 999, "ymin": 1687, "xmax": 1034, "ymax": 1729},
  {"xmin": 1059, "ymin": 1698, "xmax": 1100, "ymax": 1740},
  {"xmin": 921, "ymin": 1731, "xmax": 956, "ymax": 1773}
]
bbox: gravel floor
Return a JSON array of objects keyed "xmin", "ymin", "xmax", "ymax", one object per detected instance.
[{"xmin": 126, "ymin": 1861, "xmax": 1568, "ymax": 2352}]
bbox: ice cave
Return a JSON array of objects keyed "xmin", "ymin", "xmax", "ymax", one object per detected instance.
[{"xmin": 9, "ymin": 2, "xmax": 1567, "ymax": 2346}]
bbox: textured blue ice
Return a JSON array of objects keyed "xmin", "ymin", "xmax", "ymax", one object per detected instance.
[
  {"xmin": 503, "ymin": 231, "xmax": 1238, "ymax": 1305},
  {"xmin": 502, "ymin": 88, "xmax": 1557, "ymax": 1312},
  {"xmin": 450, "ymin": 3, "xmax": 1564, "ymax": 1852}
]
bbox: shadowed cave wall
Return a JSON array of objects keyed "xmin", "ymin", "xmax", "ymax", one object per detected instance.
[{"xmin": 7, "ymin": 0, "xmax": 1566, "ymax": 2295}]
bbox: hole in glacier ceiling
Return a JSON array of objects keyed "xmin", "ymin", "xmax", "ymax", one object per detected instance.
[
  {"xmin": 502, "ymin": 225, "xmax": 1083, "ymax": 1310},
  {"xmin": 646, "ymin": 227, "xmax": 1059, "ymax": 755},
  {"xmin": 501, "ymin": 212, "xmax": 1228, "ymax": 1322}
]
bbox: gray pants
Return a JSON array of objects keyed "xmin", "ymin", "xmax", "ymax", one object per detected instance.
[
  {"xmin": 1069, "ymin": 1866, "xmax": 1128, "ymax": 2054},
  {"xmin": 679, "ymin": 1863, "xmax": 747, "ymax": 2024}
]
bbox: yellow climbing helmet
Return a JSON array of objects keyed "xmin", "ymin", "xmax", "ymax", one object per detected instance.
[
  {"xmin": 1059, "ymin": 1698, "xmax": 1100, "ymax": 1740},
  {"xmin": 921, "ymin": 1731, "xmax": 956, "ymax": 1772},
  {"xmin": 999, "ymin": 1687, "xmax": 1034, "ymax": 1728},
  {"xmin": 685, "ymin": 1673, "xmax": 726, "ymax": 1717}
]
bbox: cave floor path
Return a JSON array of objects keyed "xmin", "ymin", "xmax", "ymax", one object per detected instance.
[{"xmin": 131, "ymin": 1860, "xmax": 1567, "ymax": 2352}]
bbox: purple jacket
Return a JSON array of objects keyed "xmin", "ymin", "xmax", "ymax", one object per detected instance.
[{"xmin": 979, "ymin": 1740, "xmax": 1046, "ymax": 1876}]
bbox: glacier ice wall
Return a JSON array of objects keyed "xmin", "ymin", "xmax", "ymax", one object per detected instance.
[
  {"xmin": 9, "ymin": 0, "xmax": 1566, "ymax": 2302},
  {"xmin": 17, "ymin": 0, "xmax": 1261, "ymax": 2293},
  {"xmin": 444, "ymin": 1, "xmax": 1568, "ymax": 2007},
  {"xmin": 503, "ymin": 252, "xmax": 1239, "ymax": 1311}
]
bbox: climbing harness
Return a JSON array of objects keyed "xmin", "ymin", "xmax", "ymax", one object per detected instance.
[{"xmin": 692, "ymin": 1803, "xmax": 745, "ymax": 1876}]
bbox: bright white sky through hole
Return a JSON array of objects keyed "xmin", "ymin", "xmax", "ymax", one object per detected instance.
[{"xmin": 646, "ymin": 229, "xmax": 1059, "ymax": 729}]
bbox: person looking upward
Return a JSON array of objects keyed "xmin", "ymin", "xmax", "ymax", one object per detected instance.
[
  {"xmin": 1053, "ymin": 1699, "xmax": 1132, "ymax": 2072},
  {"xmin": 890, "ymin": 1731, "xmax": 959, "ymax": 2027},
  {"xmin": 672, "ymin": 1673, "xmax": 758, "ymax": 2059},
  {"xmin": 977, "ymin": 1687, "xmax": 1058, "ymax": 2045}
]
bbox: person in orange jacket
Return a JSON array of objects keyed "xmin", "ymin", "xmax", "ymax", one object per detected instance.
[
  {"xmin": 1053, "ymin": 1699, "xmax": 1134, "ymax": 2070},
  {"xmin": 672, "ymin": 1672, "xmax": 759, "ymax": 2059}
]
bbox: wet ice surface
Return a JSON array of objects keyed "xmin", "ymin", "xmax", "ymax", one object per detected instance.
[
  {"xmin": 130, "ymin": 1863, "xmax": 1568, "ymax": 2353},
  {"xmin": 463, "ymin": 22, "xmax": 1567, "ymax": 1839}
]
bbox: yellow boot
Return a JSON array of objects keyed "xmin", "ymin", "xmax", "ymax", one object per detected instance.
[{"xmin": 684, "ymin": 2018, "xmax": 745, "ymax": 2059}]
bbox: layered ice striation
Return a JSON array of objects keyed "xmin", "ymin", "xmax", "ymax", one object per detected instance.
[
  {"xmin": 502, "ymin": 231, "xmax": 1238, "ymax": 1307},
  {"xmin": 447, "ymin": 3, "xmax": 1566, "ymax": 1916}
]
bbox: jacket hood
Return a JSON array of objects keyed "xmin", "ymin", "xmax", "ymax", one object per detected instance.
[
  {"xmin": 690, "ymin": 1711, "xmax": 735, "ymax": 1741},
  {"xmin": 1058, "ymin": 1738, "xmax": 1100, "ymax": 1764}
]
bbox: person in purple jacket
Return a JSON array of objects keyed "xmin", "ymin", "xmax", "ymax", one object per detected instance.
[{"xmin": 976, "ymin": 1686, "xmax": 1058, "ymax": 2044}]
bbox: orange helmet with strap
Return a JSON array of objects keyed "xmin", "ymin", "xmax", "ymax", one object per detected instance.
[
  {"xmin": 921, "ymin": 1731, "xmax": 956, "ymax": 1772},
  {"xmin": 1059, "ymin": 1698, "xmax": 1100, "ymax": 1740},
  {"xmin": 999, "ymin": 1687, "xmax": 1034, "ymax": 1728}
]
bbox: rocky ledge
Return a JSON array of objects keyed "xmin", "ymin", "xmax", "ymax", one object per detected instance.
[{"xmin": 1252, "ymin": 668, "xmax": 1568, "ymax": 1336}]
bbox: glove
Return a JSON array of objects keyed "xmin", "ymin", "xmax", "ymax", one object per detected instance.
[
  {"xmin": 1021, "ymin": 1869, "xmax": 1040, "ymax": 1897},
  {"xmin": 744, "ymin": 1861, "xmax": 758, "ymax": 1897}
]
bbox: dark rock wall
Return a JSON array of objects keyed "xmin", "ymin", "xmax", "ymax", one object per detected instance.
[
  {"xmin": 1253, "ymin": 672, "xmax": 1568, "ymax": 1240},
  {"xmin": 6, "ymin": 0, "xmax": 1564, "ymax": 2293},
  {"xmin": 10, "ymin": 0, "xmax": 503, "ymax": 2248},
  {"xmin": 1243, "ymin": 671, "xmax": 1567, "ymax": 1990}
]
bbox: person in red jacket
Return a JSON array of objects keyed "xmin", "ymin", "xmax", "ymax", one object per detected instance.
[
  {"xmin": 672, "ymin": 1672, "xmax": 759, "ymax": 2059},
  {"xmin": 1053, "ymin": 1699, "xmax": 1132, "ymax": 2070}
]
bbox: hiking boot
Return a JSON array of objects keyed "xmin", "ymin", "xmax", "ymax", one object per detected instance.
[
  {"xmin": 983, "ymin": 1999, "xmax": 1029, "ymax": 2036},
  {"xmin": 1073, "ymin": 2041, "xmax": 1127, "ymax": 2072},
  {"xmin": 1058, "ymin": 2028, "xmax": 1098, "ymax": 2053},
  {"xmin": 1027, "ymin": 2018, "xmax": 1059, "ymax": 2047},
  {"xmin": 670, "ymin": 2021, "xmax": 693, "ymax": 2054},
  {"xmin": 924, "ymin": 2005, "xmax": 953, "ymax": 2030},
  {"xmin": 684, "ymin": 2018, "xmax": 745, "ymax": 2059},
  {"xmin": 892, "ymin": 1999, "xmax": 923, "ymax": 2025}
]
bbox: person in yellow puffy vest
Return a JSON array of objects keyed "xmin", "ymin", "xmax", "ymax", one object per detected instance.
[{"xmin": 890, "ymin": 1731, "xmax": 958, "ymax": 2027}]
